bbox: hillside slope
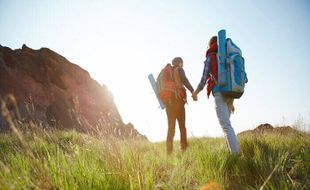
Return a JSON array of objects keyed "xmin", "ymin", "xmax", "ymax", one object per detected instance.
[
  {"xmin": 0, "ymin": 126, "xmax": 309, "ymax": 189},
  {"xmin": 0, "ymin": 44, "xmax": 146, "ymax": 140}
]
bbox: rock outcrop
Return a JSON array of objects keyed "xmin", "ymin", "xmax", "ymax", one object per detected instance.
[
  {"xmin": 0, "ymin": 44, "xmax": 147, "ymax": 140},
  {"xmin": 238, "ymin": 123, "xmax": 303, "ymax": 137}
]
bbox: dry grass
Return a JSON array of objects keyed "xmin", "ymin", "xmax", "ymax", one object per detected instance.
[{"xmin": 0, "ymin": 96, "xmax": 309, "ymax": 189}]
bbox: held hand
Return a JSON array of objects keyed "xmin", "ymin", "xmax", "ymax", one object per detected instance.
[{"xmin": 192, "ymin": 91, "xmax": 198, "ymax": 101}]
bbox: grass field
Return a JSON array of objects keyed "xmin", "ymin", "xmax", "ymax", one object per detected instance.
[{"xmin": 0, "ymin": 121, "xmax": 309, "ymax": 190}]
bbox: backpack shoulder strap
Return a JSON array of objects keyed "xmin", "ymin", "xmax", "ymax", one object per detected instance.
[{"xmin": 173, "ymin": 67, "xmax": 182, "ymax": 88}]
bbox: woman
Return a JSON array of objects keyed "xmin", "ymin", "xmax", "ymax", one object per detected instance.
[{"xmin": 192, "ymin": 37, "xmax": 239, "ymax": 154}]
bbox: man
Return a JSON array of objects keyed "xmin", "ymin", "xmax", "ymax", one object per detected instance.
[
  {"xmin": 192, "ymin": 37, "xmax": 239, "ymax": 154},
  {"xmin": 165, "ymin": 57, "xmax": 194, "ymax": 154}
]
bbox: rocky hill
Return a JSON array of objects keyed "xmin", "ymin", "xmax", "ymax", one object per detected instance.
[
  {"xmin": 238, "ymin": 123, "xmax": 305, "ymax": 137},
  {"xmin": 0, "ymin": 44, "xmax": 146, "ymax": 140}
]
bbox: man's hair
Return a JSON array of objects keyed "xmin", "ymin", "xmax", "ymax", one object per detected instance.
[
  {"xmin": 172, "ymin": 57, "xmax": 183, "ymax": 66},
  {"xmin": 208, "ymin": 36, "xmax": 217, "ymax": 47}
]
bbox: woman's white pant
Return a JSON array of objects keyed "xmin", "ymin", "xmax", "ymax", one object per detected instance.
[{"xmin": 214, "ymin": 92, "xmax": 239, "ymax": 154}]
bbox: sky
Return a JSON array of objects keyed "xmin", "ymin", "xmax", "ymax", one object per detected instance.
[{"xmin": 1, "ymin": 0, "xmax": 310, "ymax": 142}]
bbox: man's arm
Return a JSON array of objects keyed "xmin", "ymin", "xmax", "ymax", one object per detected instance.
[{"xmin": 178, "ymin": 68, "xmax": 194, "ymax": 93}]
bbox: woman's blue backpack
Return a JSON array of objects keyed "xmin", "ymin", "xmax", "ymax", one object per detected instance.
[{"xmin": 217, "ymin": 30, "xmax": 248, "ymax": 98}]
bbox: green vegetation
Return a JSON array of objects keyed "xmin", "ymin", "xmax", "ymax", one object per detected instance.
[{"xmin": 0, "ymin": 124, "xmax": 309, "ymax": 190}]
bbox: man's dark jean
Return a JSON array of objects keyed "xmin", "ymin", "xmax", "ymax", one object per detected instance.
[{"xmin": 165, "ymin": 98, "xmax": 188, "ymax": 154}]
